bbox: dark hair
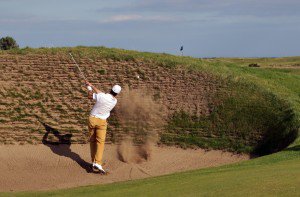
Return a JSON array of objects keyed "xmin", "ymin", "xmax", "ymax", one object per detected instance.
[{"xmin": 109, "ymin": 89, "xmax": 118, "ymax": 97}]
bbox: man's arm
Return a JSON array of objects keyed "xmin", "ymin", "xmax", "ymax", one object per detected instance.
[
  {"xmin": 86, "ymin": 81, "xmax": 102, "ymax": 100},
  {"xmin": 87, "ymin": 89, "xmax": 93, "ymax": 100}
]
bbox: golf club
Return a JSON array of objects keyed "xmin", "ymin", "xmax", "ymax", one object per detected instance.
[{"xmin": 69, "ymin": 52, "xmax": 88, "ymax": 82}]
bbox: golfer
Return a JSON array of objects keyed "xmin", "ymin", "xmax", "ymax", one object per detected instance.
[{"xmin": 86, "ymin": 81, "xmax": 121, "ymax": 173}]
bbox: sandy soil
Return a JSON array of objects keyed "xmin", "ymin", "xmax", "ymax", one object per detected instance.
[{"xmin": 0, "ymin": 144, "xmax": 249, "ymax": 192}]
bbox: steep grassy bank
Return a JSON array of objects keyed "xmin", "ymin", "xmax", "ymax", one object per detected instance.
[
  {"xmin": 162, "ymin": 73, "xmax": 299, "ymax": 155},
  {"xmin": 0, "ymin": 47, "xmax": 299, "ymax": 155}
]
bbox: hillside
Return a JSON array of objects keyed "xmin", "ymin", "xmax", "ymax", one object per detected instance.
[{"xmin": 0, "ymin": 47, "xmax": 299, "ymax": 155}]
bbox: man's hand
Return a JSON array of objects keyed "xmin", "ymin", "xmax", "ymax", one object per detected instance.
[
  {"xmin": 86, "ymin": 81, "xmax": 102, "ymax": 94},
  {"xmin": 85, "ymin": 81, "xmax": 92, "ymax": 87},
  {"xmin": 86, "ymin": 80, "xmax": 93, "ymax": 100}
]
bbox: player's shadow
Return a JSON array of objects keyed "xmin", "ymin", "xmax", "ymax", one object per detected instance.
[{"xmin": 40, "ymin": 121, "xmax": 92, "ymax": 173}]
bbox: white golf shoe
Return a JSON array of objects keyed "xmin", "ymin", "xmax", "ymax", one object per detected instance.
[{"xmin": 92, "ymin": 163, "xmax": 106, "ymax": 173}]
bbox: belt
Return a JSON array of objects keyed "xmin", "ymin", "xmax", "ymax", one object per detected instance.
[{"xmin": 90, "ymin": 115, "xmax": 106, "ymax": 121}]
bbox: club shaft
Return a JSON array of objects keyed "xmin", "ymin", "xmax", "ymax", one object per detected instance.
[{"xmin": 69, "ymin": 53, "xmax": 87, "ymax": 81}]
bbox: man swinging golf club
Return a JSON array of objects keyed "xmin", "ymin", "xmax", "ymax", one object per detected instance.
[{"xmin": 85, "ymin": 81, "xmax": 121, "ymax": 173}]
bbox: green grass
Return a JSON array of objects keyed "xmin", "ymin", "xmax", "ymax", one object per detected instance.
[
  {"xmin": 218, "ymin": 64, "xmax": 300, "ymax": 113},
  {"xmin": 167, "ymin": 62, "xmax": 300, "ymax": 154},
  {"xmin": 216, "ymin": 56, "xmax": 300, "ymax": 67},
  {"xmin": 162, "ymin": 78, "xmax": 299, "ymax": 155}
]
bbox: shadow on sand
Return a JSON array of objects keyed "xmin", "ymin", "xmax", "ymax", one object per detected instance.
[{"xmin": 40, "ymin": 121, "xmax": 92, "ymax": 173}]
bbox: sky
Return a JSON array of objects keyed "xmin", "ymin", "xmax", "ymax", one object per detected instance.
[{"xmin": 1, "ymin": 0, "xmax": 300, "ymax": 57}]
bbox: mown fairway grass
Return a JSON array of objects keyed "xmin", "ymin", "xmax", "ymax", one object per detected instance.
[{"xmin": 1, "ymin": 47, "xmax": 299, "ymax": 196}]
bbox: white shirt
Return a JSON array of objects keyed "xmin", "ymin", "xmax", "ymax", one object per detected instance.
[{"xmin": 90, "ymin": 92, "xmax": 117, "ymax": 120}]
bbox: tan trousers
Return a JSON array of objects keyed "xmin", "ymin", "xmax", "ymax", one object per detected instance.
[{"xmin": 88, "ymin": 116, "xmax": 107, "ymax": 165}]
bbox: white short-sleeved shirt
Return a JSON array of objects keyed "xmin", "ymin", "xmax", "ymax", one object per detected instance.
[{"xmin": 90, "ymin": 92, "xmax": 117, "ymax": 120}]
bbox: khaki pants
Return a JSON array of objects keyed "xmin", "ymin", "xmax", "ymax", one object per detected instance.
[{"xmin": 88, "ymin": 116, "xmax": 107, "ymax": 165}]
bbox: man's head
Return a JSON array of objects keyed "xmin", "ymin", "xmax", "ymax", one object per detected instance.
[{"xmin": 110, "ymin": 85, "xmax": 121, "ymax": 97}]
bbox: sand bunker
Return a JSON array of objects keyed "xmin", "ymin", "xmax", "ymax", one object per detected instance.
[
  {"xmin": 0, "ymin": 144, "xmax": 248, "ymax": 192},
  {"xmin": 0, "ymin": 86, "xmax": 248, "ymax": 192}
]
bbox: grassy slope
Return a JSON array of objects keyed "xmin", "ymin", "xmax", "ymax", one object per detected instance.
[
  {"xmin": 1, "ymin": 47, "xmax": 299, "ymax": 195},
  {"xmin": 217, "ymin": 63, "xmax": 300, "ymax": 113},
  {"xmin": 1, "ymin": 47, "xmax": 299, "ymax": 154},
  {"xmin": 2, "ymin": 46, "xmax": 299, "ymax": 112}
]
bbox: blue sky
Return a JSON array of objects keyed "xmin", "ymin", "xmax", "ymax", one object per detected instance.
[{"xmin": 1, "ymin": 0, "xmax": 299, "ymax": 57}]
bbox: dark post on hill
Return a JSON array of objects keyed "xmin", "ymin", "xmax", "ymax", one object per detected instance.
[
  {"xmin": 0, "ymin": 36, "xmax": 19, "ymax": 50},
  {"xmin": 180, "ymin": 46, "xmax": 183, "ymax": 56}
]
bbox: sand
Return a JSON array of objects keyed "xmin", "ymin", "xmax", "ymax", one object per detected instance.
[{"xmin": 0, "ymin": 144, "xmax": 249, "ymax": 192}]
